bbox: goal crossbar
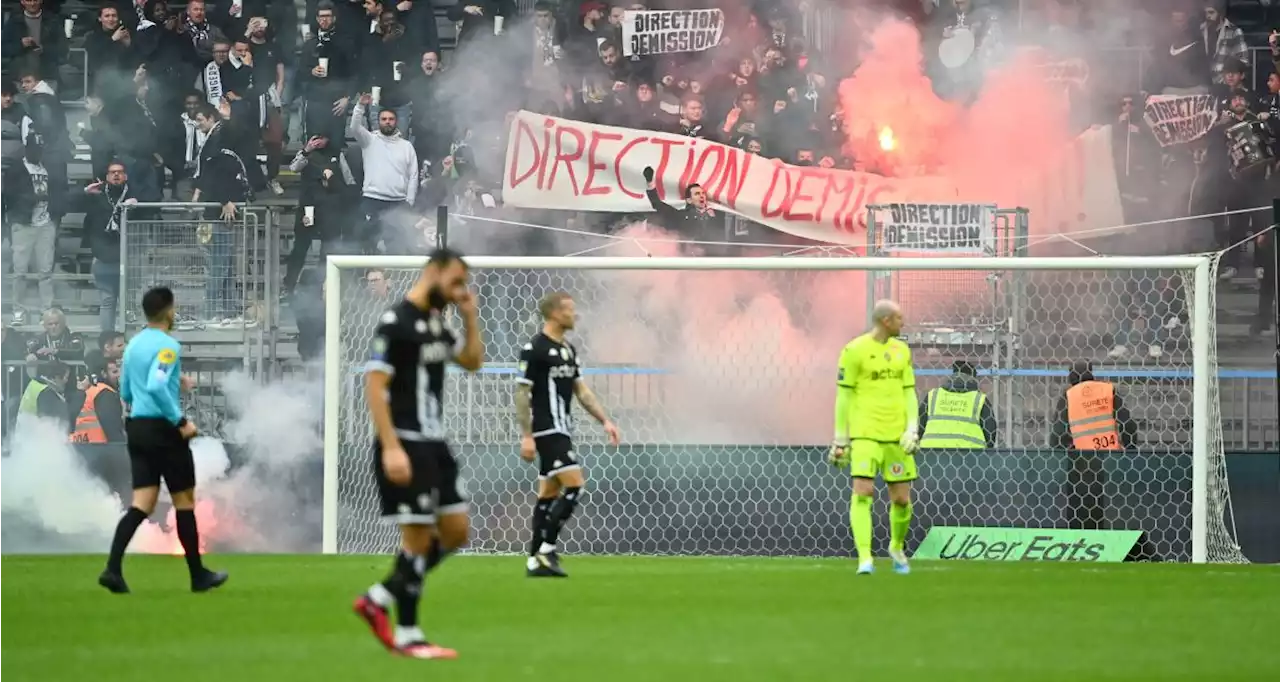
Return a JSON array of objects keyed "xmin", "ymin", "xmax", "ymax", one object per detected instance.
[
  {"xmin": 326, "ymin": 255, "xmax": 1212, "ymax": 272},
  {"xmin": 323, "ymin": 254, "xmax": 1215, "ymax": 562}
]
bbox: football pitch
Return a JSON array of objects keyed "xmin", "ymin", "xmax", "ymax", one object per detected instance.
[{"xmin": 3, "ymin": 555, "xmax": 1277, "ymax": 681}]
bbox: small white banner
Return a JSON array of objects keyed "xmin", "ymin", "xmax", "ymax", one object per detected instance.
[
  {"xmin": 878, "ymin": 203, "xmax": 995, "ymax": 253},
  {"xmin": 621, "ymin": 9, "xmax": 725, "ymax": 57},
  {"xmin": 1143, "ymin": 94, "xmax": 1218, "ymax": 147}
]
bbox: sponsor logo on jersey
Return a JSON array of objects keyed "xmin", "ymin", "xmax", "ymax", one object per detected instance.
[{"xmin": 381, "ymin": 310, "xmax": 397, "ymax": 324}]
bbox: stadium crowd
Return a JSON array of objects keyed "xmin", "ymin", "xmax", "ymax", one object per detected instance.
[{"xmin": 1, "ymin": 0, "xmax": 1278, "ymax": 432}]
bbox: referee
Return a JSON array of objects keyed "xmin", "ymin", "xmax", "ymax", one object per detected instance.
[{"xmin": 98, "ymin": 287, "xmax": 228, "ymax": 595}]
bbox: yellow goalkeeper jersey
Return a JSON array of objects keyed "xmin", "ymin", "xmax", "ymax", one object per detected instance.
[{"xmin": 837, "ymin": 333, "xmax": 916, "ymax": 442}]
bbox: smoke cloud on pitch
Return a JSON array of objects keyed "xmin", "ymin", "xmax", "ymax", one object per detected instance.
[{"xmin": 1, "ymin": 370, "xmax": 324, "ymax": 555}]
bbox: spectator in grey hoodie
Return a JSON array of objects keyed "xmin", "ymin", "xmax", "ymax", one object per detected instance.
[{"xmin": 349, "ymin": 92, "xmax": 418, "ymax": 255}]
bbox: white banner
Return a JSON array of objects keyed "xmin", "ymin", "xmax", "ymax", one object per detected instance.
[
  {"xmin": 502, "ymin": 111, "xmax": 1124, "ymax": 247},
  {"xmin": 621, "ymin": 9, "xmax": 724, "ymax": 57},
  {"xmin": 877, "ymin": 203, "xmax": 995, "ymax": 253},
  {"xmin": 1143, "ymin": 94, "xmax": 1218, "ymax": 147}
]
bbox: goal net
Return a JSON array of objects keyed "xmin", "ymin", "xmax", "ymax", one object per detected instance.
[{"xmin": 323, "ymin": 255, "xmax": 1246, "ymax": 563}]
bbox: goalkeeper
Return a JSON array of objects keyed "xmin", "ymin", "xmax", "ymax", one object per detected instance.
[{"xmin": 830, "ymin": 300, "xmax": 919, "ymax": 575}]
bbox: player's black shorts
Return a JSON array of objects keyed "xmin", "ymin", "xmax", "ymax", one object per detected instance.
[
  {"xmin": 535, "ymin": 434, "xmax": 581, "ymax": 479},
  {"xmin": 125, "ymin": 417, "xmax": 196, "ymax": 492},
  {"xmin": 373, "ymin": 439, "xmax": 468, "ymax": 524}
]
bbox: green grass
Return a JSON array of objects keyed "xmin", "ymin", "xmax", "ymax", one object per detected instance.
[{"xmin": 3, "ymin": 555, "xmax": 1278, "ymax": 681}]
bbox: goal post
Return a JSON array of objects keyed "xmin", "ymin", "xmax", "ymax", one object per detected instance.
[{"xmin": 323, "ymin": 255, "xmax": 1242, "ymax": 563}]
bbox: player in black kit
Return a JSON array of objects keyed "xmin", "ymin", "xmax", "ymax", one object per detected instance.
[
  {"xmin": 352, "ymin": 249, "xmax": 484, "ymax": 660},
  {"xmin": 515, "ymin": 292, "xmax": 621, "ymax": 577}
]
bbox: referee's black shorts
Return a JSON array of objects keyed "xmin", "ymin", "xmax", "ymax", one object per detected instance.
[{"xmin": 125, "ymin": 417, "xmax": 196, "ymax": 492}]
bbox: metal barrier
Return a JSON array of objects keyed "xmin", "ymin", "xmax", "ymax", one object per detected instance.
[{"xmin": 118, "ymin": 203, "xmax": 277, "ymax": 375}]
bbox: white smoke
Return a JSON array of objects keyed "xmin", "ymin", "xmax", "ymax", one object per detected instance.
[
  {"xmin": 0, "ymin": 369, "xmax": 325, "ymax": 555},
  {"xmin": 1, "ymin": 416, "xmax": 123, "ymax": 552}
]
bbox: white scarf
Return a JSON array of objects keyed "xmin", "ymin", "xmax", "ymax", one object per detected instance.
[
  {"xmin": 181, "ymin": 113, "xmax": 209, "ymax": 165},
  {"xmin": 203, "ymin": 60, "xmax": 224, "ymax": 106},
  {"xmin": 105, "ymin": 183, "xmax": 129, "ymax": 233}
]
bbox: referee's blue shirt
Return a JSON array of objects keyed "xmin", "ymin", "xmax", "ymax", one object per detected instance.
[{"xmin": 121, "ymin": 327, "xmax": 183, "ymax": 425}]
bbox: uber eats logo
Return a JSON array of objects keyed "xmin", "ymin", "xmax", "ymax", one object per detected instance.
[{"xmin": 915, "ymin": 527, "xmax": 1141, "ymax": 563}]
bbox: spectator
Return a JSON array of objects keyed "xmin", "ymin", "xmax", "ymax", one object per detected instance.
[
  {"xmin": 518, "ymin": 2, "xmax": 565, "ymax": 113},
  {"xmin": 298, "ymin": 2, "xmax": 356, "ymax": 141},
  {"xmin": 24, "ymin": 307, "xmax": 85, "ymax": 365},
  {"xmin": 181, "ymin": 0, "xmax": 229, "ymax": 64},
  {"xmin": 84, "ymin": 330, "xmax": 126, "ymax": 377},
  {"xmin": 190, "ymin": 101, "xmax": 254, "ymax": 326},
  {"xmin": 349, "ymin": 91, "xmax": 419, "ymax": 254},
  {"xmin": 292, "ymin": 269, "xmax": 325, "ymax": 363},
  {"xmin": 17, "ymin": 359, "xmax": 71, "ymax": 430},
  {"xmin": 284, "ymin": 134, "xmax": 355, "ymax": 295},
  {"xmin": 17, "ymin": 63, "xmax": 70, "ymax": 224},
  {"xmin": 247, "ymin": 16, "xmax": 287, "ymax": 196},
  {"xmin": 83, "ymin": 162, "xmax": 152, "ymax": 332},
  {"xmin": 2, "ymin": 325, "xmax": 30, "ymax": 433},
  {"xmin": 1210, "ymin": 82, "xmax": 1270, "ymax": 282},
  {"xmin": 105, "ymin": 70, "xmax": 168, "ymax": 199},
  {"xmin": 69, "ymin": 359, "xmax": 126, "ymax": 444},
  {"xmin": 8, "ymin": 134, "xmax": 58, "ymax": 321},
  {"xmin": 0, "ymin": 79, "xmax": 33, "ymax": 167},
  {"xmin": 642, "ymin": 165, "xmax": 722, "ymax": 245},
  {"xmin": 360, "ymin": 7, "xmax": 417, "ymax": 135},
  {"xmin": 133, "ymin": 0, "xmax": 196, "ymax": 110},
  {"xmin": 409, "ymin": 51, "xmax": 450, "ymax": 167},
  {"xmin": 564, "ymin": 0, "xmax": 608, "ymax": 80},
  {"xmin": 450, "ymin": 0, "xmax": 513, "ymax": 46},
  {"xmin": 678, "ymin": 94, "xmax": 710, "ymax": 138},
  {"xmin": 1201, "ymin": 2, "xmax": 1249, "ymax": 86},
  {"xmin": 625, "ymin": 79, "xmax": 676, "ymax": 131},
  {"xmin": 179, "ymin": 91, "xmax": 211, "ymax": 182},
  {"xmin": 84, "ymin": 4, "xmax": 138, "ymax": 97},
  {"xmin": 2, "ymin": 0, "xmax": 68, "ymax": 91},
  {"xmin": 1153, "ymin": 7, "xmax": 1211, "ymax": 93}
]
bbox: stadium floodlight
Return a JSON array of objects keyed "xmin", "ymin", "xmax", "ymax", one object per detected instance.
[{"xmin": 324, "ymin": 255, "xmax": 1244, "ymax": 564}]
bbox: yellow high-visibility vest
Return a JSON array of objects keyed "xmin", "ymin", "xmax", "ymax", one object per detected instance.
[{"xmin": 919, "ymin": 387, "xmax": 987, "ymax": 449}]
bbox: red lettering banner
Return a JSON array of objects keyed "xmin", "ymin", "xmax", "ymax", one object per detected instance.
[{"xmin": 503, "ymin": 111, "xmax": 1123, "ymax": 246}]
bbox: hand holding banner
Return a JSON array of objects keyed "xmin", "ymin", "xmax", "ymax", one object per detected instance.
[{"xmin": 1143, "ymin": 94, "xmax": 1218, "ymax": 147}]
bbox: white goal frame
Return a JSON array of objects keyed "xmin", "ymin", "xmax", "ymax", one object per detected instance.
[{"xmin": 323, "ymin": 255, "xmax": 1215, "ymax": 562}]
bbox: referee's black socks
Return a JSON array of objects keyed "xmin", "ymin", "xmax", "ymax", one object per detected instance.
[
  {"xmin": 106, "ymin": 506, "xmax": 148, "ymax": 573},
  {"xmin": 529, "ymin": 497, "xmax": 555, "ymax": 556},
  {"xmin": 540, "ymin": 487, "xmax": 582, "ymax": 550},
  {"xmin": 175, "ymin": 509, "xmax": 205, "ymax": 575}
]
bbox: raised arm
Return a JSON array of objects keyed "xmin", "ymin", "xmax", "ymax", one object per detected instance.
[
  {"xmin": 349, "ymin": 98, "xmax": 373, "ymax": 146},
  {"xmin": 452, "ymin": 292, "xmax": 484, "ymax": 372}
]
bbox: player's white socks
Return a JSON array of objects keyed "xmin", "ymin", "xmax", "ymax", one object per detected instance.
[
  {"xmin": 538, "ymin": 542, "xmax": 557, "ymax": 555},
  {"xmin": 526, "ymin": 556, "xmax": 540, "ymax": 570},
  {"xmin": 367, "ymin": 583, "xmax": 395, "ymax": 609},
  {"xmin": 395, "ymin": 626, "xmax": 426, "ymax": 647}
]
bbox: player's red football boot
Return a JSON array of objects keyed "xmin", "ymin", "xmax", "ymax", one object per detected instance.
[
  {"xmin": 397, "ymin": 642, "xmax": 458, "ymax": 660},
  {"xmin": 352, "ymin": 595, "xmax": 395, "ymax": 650}
]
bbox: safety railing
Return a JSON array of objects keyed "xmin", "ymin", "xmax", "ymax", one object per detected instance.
[{"xmin": 118, "ymin": 203, "xmax": 277, "ymax": 376}]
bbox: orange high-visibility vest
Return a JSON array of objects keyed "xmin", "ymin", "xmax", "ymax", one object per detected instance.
[
  {"xmin": 1065, "ymin": 380, "xmax": 1121, "ymax": 451},
  {"xmin": 69, "ymin": 383, "xmax": 115, "ymax": 444}
]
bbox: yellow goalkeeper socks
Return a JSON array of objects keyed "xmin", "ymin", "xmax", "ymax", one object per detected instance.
[
  {"xmin": 890, "ymin": 501, "xmax": 913, "ymax": 552},
  {"xmin": 850, "ymin": 495, "xmax": 874, "ymax": 561}
]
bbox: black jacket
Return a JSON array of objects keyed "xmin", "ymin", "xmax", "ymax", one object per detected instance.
[
  {"xmin": 2, "ymin": 158, "xmax": 37, "ymax": 228},
  {"xmin": 918, "ymin": 373, "xmax": 998, "ymax": 448},
  {"xmin": 195, "ymin": 122, "xmax": 252, "ymax": 204},
  {"xmin": 84, "ymin": 182, "xmax": 158, "ymax": 264},
  {"xmin": 83, "ymin": 25, "xmax": 139, "ymax": 96},
  {"xmin": 361, "ymin": 28, "xmax": 417, "ymax": 108},
  {"xmin": 645, "ymin": 188, "xmax": 725, "ymax": 241},
  {"xmin": 1, "ymin": 10, "xmax": 68, "ymax": 83},
  {"xmin": 297, "ymin": 29, "xmax": 358, "ymax": 102},
  {"xmin": 22, "ymin": 90, "xmax": 70, "ymax": 156}
]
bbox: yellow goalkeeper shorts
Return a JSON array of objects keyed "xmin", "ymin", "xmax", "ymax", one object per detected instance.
[{"xmin": 848, "ymin": 440, "xmax": 917, "ymax": 483}]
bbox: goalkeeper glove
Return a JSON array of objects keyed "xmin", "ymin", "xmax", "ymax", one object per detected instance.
[
  {"xmin": 899, "ymin": 425, "xmax": 920, "ymax": 454},
  {"xmin": 828, "ymin": 440, "xmax": 849, "ymax": 467}
]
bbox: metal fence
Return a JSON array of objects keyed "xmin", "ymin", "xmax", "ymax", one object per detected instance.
[{"xmin": 118, "ymin": 203, "xmax": 278, "ymax": 375}]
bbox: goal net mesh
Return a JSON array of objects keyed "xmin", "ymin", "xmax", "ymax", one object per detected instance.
[{"xmin": 330, "ymin": 259, "xmax": 1245, "ymax": 563}]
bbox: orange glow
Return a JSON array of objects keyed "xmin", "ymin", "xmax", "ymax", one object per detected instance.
[
  {"xmin": 133, "ymin": 499, "xmax": 218, "ymax": 555},
  {"xmin": 878, "ymin": 126, "xmax": 897, "ymax": 152}
]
